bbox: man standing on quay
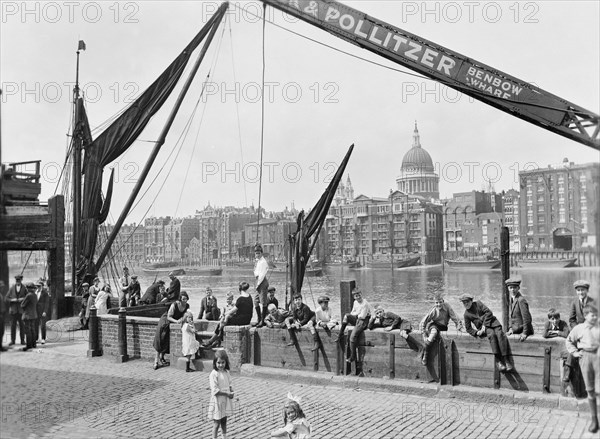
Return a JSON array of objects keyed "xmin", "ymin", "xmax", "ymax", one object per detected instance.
[
  {"xmin": 6, "ymin": 274, "xmax": 25, "ymax": 346},
  {"xmin": 253, "ymin": 243, "xmax": 269, "ymax": 328}
]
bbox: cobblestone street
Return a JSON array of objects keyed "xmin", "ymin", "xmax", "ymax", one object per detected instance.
[{"xmin": 0, "ymin": 331, "xmax": 595, "ymax": 439}]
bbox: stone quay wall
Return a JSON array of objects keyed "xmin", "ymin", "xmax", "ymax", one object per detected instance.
[{"xmin": 94, "ymin": 313, "xmax": 571, "ymax": 397}]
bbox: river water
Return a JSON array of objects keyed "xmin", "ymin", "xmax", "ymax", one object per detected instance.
[
  {"xmin": 138, "ymin": 265, "xmax": 599, "ymax": 332},
  {"xmin": 16, "ymin": 264, "xmax": 599, "ymax": 332}
]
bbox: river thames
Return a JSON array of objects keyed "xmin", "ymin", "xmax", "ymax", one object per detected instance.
[{"xmin": 127, "ymin": 264, "xmax": 599, "ymax": 333}]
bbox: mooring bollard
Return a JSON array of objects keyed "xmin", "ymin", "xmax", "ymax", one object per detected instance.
[
  {"xmin": 116, "ymin": 307, "xmax": 129, "ymax": 363},
  {"xmin": 87, "ymin": 306, "xmax": 101, "ymax": 357}
]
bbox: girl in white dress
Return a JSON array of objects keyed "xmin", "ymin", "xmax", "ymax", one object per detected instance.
[
  {"xmin": 181, "ymin": 311, "xmax": 199, "ymax": 372},
  {"xmin": 94, "ymin": 285, "xmax": 113, "ymax": 316},
  {"xmin": 270, "ymin": 393, "xmax": 311, "ymax": 438},
  {"xmin": 208, "ymin": 349, "xmax": 234, "ymax": 439}
]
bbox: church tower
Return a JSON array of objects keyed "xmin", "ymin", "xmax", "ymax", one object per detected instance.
[{"xmin": 396, "ymin": 122, "xmax": 440, "ymax": 200}]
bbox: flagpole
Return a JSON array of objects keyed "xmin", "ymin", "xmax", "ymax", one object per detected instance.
[{"xmin": 71, "ymin": 40, "xmax": 85, "ymax": 294}]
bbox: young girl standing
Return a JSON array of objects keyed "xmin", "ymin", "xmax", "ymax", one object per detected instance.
[
  {"xmin": 208, "ymin": 349, "xmax": 234, "ymax": 439},
  {"xmin": 270, "ymin": 393, "xmax": 311, "ymax": 438},
  {"xmin": 181, "ymin": 311, "xmax": 199, "ymax": 372}
]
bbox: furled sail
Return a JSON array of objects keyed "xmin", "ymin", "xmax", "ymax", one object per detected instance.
[
  {"xmin": 76, "ymin": 5, "xmax": 228, "ymax": 283},
  {"xmin": 289, "ymin": 144, "xmax": 354, "ymax": 295}
]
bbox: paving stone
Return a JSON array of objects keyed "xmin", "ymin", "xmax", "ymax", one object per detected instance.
[{"xmin": 0, "ymin": 334, "xmax": 596, "ymax": 439}]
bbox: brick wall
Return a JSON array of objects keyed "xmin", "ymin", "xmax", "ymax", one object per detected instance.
[
  {"xmin": 97, "ymin": 316, "xmax": 220, "ymax": 362},
  {"xmin": 94, "ymin": 316, "xmax": 567, "ymax": 395},
  {"xmin": 98, "ymin": 315, "xmax": 159, "ymax": 360}
]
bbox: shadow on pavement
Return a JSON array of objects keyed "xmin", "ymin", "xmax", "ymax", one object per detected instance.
[{"xmin": 0, "ymin": 364, "xmax": 166, "ymax": 438}]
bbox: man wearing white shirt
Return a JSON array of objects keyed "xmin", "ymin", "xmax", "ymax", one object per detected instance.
[
  {"xmin": 253, "ymin": 244, "xmax": 270, "ymax": 327},
  {"xmin": 335, "ymin": 288, "xmax": 372, "ymax": 363}
]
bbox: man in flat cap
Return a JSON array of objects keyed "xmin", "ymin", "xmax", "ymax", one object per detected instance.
[
  {"xmin": 20, "ymin": 282, "xmax": 38, "ymax": 351},
  {"xmin": 6, "ymin": 274, "xmax": 25, "ymax": 346},
  {"xmin": 370, "ymin": 305, "xmax": 410, "ymax": 337},
  {"xmin": 459, "ymin": 293, "xmax": 512, "ymax": 372},
  {"xmin": 315, "ymin": 295, "xmax": 338, "ymax": 330},
  {"xmin": 127, "ymin": 274, "xmax": 141, "ymax": 307},
  {"xmin": 162, "ymin": 272, "xmax": 181, "ymax": 303},
  {"xmin": 35, "ymin": 279, "xmax": 50, "ymax": 345},
  {"xmin": 569, "ymin": 280, "xmax": 594, "ymax": 329},
  {"xmin": 140, "ymin": 279, "xmax": 165, "ymax": 305},
  {"xmin": 198, "ymin": 287, "xmax": 220, "ymax": 320},
  {"xmin": 253, "ymin": 243, "xmax": 270, "ymax": 328},
  {"xmin": 119, "ymin": 266, "xmax": 130, "ymax": 308},
  {"xmin": 0, "ymin": 280, "xmax": 7, "ymax": 351},
  {"xmin": 563, "ymin": 279, "xmax": 595, "ymax": 387},
  {"xmin": 506, "ymin": 277, "xmax": 533, "ymax": 341},
  {"xmin": 266, "ymin": 286, "xmax": 279, "ymax": 310}
]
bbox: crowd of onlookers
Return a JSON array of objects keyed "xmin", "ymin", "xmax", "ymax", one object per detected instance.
[
  {"xmin": 0, "ymin": 274, "xmax": 50, "ymax": 351},
  {"xmin": 1, "ymin": 244, "xmax": 597, "ymax": 434}
]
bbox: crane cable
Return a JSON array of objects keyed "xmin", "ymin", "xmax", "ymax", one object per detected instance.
[{"xmin": 255, "ymin": 2, "xmax": 267, "ymax": 245}]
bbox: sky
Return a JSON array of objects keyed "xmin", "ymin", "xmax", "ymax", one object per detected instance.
[{"xmin": 1, "ymin": 0, "xmax": 599, "ymax": 225}]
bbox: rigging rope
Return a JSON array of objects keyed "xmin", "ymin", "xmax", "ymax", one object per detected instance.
[
  {"xmin": 19, "ymin": 251, "xmax": 34, "ymax": 277},
  {"xmin": 228, "ymin": 17, "xmax": 248, "ymax": 207},
  {"xmin": 255, "ymin": 2, "xmax": 267, "ymax": 245},
  {"xmin": 174, "ymin": 17, "xmax": 227, "ymax": 218},
  {"xmin": 99, "ymin": 68, "xmax": 220, "ymax": 272}
]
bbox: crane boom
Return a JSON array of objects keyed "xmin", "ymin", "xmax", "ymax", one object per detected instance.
[{"xmin": 260, "ymin": 0, "xmax": 599, "ymax": 150}]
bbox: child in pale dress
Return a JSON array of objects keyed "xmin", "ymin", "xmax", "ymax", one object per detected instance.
[
  {"xmin": 181, "ymin": 311, "xmax": 200, "ymax": 372},
  {"xmin": 208, "ymin": 349, "xmax": 234, "ymax": 439},
  {"xmin": 270, "ymin": 393, "xmax": 311, "ymax": 438}
]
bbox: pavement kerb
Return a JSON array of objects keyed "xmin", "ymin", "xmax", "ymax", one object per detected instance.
[{"xmin": 239, "ymin": 364, "xmax": 590, "ymax": 415}]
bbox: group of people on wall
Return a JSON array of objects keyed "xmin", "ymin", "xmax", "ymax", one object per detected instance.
[{"xmin": 4, "ymin": 241, "xmax": 595, "ymax": 434}]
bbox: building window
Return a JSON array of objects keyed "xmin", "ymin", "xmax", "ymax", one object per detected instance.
[{"xmin": 527, "ymin": 238, "xmax": 534, "ymax": 247}]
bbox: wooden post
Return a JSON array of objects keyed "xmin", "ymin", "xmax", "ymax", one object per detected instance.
[
  {"xmin": 116, "ymin": 307, "xmax": 129, "ymax": 363},
  {"xmin": 388, "ymin": 334, "xmax": 395, "ymax": 379},
  {"xmin": 48, "ymin": 195, "xmax": 64, "ymax": 320},
  {"xmin": 87, "ymin": 306, "xmax": 101, "ymax": 357},
  {"xmin": 339, "ymin": 279, "xmax": 355, "ymax": 318},
  {"xmin": 500, "ymin": 227, "xmax": 510, "ymax": 330},
  {"xmin": 543, "ymin": 347, "xmax": 551, "ymax": 393},
  {"xmin": 336, "ymin": 337, "xmax": 343, "ymax": 376}
]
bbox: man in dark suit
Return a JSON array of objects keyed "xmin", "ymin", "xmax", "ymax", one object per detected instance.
[
  {"xmin": 506, "ymin": 277, "xmax": 533, "ymax": 341},
  {"xmin": 139, "ymin": 280, "xmax": 165, "ymax": 305},
  {"xmin": 162, "ymin": 272, "xmax": 181, "ymax": 302},
  {"xmin": 35, "ymin": 280, "xmax": 50, "ymax": 345},
  {"xmin": 20, "ymin": 282, "xmax": 38, "ymax": 351},
  {"xmin": 569, "ymin": 279, "xmax": 594, "ymax": 329},
  {"xmin": 198, "ymin": 287, "xmax": 219, "ymax": 320},
  {"xmin": 266, "ymin": 287, "xmax": 279, "ymax": 309},
  {"xmin": 127, "ymin": 275, "xmax": 141, "ymax": 307},
  {"xmin": 0, "ymin": 280, "xmax": 7, "ymax": 351},
  {"xmin": 460, "ymin": 293, "xmax": 512, "ymax": 372},
  {"xmin": 6, "ymin": 274, "xmax": 25, "ymax": 346},
  {"xmin": 542, "ymin": 308, "xmax": 569, "ymax": 338}
]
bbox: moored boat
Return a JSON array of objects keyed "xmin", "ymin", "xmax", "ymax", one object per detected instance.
[
  {"xmin": 270, "ymin": 267, "xmax": 323, "ymax": 277},
  {"xmin": 445, "ymin": 259, "xmax": 501, "ymax": 270},
  {"xmin": 141, "ymin": 261, "xmax": 179, "ymax": 270},
  {"xmin": 517, "ymin": 257, "xmax": 577, "ymax": 268},
  {"xmin": 327, "ymin": 259, "xmax": 361, "ymax": 269},
  {"xmin": 141, "ymin": 267, "xmax": 186, "ymax": 276},
  {"xmin": 396, "ymin": 256, "xmax": 421, "ymax": 269},
  {"xmin": 181, "ymin": 266, "xmax": 223, "ymax": 276},
  {"xmin": 366, "ymin": 255, "xmax": 421, "ymax": 269}
]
